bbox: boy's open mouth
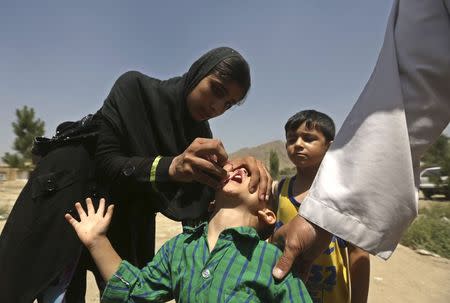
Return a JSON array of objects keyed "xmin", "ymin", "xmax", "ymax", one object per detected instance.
[{"xmin": 223, "ymin": 168, "xmax": 248, "ymax": 185}]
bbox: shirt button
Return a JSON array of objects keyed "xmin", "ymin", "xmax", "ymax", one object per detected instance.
[
  {"xmin": 46, "ymin": 179, "xmax": 55, "ymax": 192},
  {"xmin": 201, "ymin": 268, "xmax": 211, "ymax": 279},
  {"xmin": 122, "ymin": 165, "xmax": 135, "ymax": 176}
]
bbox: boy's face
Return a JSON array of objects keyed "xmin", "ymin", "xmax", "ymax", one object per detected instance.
[
  {"xmin": 285, "ymin": 122, "xmax": 331, "ymax": 169},
  {"xmin": 217, "ymin": 168, "xmax": 276, "ymax": 215},
  {"xmin": 215, "ymin": 167, "xmax": 277, "ymax": 237},
  {"xmin": 217, "ymin": 168, "xmax": 260, "ymax": 208}
]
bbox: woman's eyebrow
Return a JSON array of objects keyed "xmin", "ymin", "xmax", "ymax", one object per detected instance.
[
  {"xmin": 211, "ymin": 79, "xmax": 228, "ymax": 95},
  {"xmin": 211, "ymin": 78, "xmax": 240, "ymax": 105}
]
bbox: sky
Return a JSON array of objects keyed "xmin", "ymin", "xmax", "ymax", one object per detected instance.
[{"xmin": 1, "ymin": 0, "xmax": 448, "ymax": 157}]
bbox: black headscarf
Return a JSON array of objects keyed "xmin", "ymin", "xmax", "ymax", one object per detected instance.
[{"xmin": 100, "ymin": 47, "xmax": 246, "ymax": 220}]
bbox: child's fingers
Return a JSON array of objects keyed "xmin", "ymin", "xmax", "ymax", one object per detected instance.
[
  {"xmin": 64, "ymin": 213, "xmax": 78, "ymax": 227},
  {"xmin": 103, "ymin": 204, "xmax": 114, "ymax": 224},
  {"xmin": 86, "ymin": 197, "xmax": 95, "ymax": 215},
  {"xmin": 97, "ymin": 198, "xmax": 106, "ymax": 216},
  {"xmin": 75, "ymin": 202, "xmax": 87, "ymax": 219}
]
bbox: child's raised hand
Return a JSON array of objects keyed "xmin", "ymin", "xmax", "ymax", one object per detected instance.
[{"xmin": 65, "ymin": 198, "xmax": 114, "ymax": 248}]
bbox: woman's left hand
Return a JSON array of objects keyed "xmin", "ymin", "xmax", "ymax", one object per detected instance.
[{"xmin": 224, "ymin": 157, "xmax": 273, "ymax": 201}]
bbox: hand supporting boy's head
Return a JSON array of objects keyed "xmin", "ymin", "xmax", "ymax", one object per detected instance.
[
  {"xmin": 285, "ymin": 110, "xmax": 335, "ymax": 170},
  {"xmin": 211, "ymin": 167, "xmax": 278, "ymax": 240}
]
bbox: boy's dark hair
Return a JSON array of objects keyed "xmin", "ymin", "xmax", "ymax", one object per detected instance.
[
  {"xmin": 284, "ymin": 110, "xmax": 335, "ymax": 142},
  {"xmin": 208, "ymin": 55, "xmax": 251, "ymax": 105}
]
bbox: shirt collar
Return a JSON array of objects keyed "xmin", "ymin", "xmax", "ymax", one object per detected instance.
[
  {"xmin": 183, "ymin": 222, "xmax": 261, "ymax": 241},
  {"xmin": 182, "ymin": 221, "xmax": 208, "ymax": 235}
]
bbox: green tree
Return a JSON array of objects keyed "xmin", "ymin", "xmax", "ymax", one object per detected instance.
[
  {"xmin": 279, "ymin": 166, "xmax": 297, "ymax": 177},
  {"xmin": 421, "ymin": 134, "xmax": 449, "ymax": 168},
  {"xmin": 421, "ymin": 134, "xmax": 450, "ymax": 197},
  {"xmin": 2, "ymin": 106, "xmax": 45, "ymax": 169},
  {"xmin": 269, "ymin": 150, "xmax": 280, "ymax": 180}
]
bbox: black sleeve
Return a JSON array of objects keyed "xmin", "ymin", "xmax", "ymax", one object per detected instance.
[
  {"xmin": 95, "ymin": 115, "xmax": 214, "ymax": 220},
  {"xmin": 95, "ymin": 116, "xmax": 176, "ymax": 193}
]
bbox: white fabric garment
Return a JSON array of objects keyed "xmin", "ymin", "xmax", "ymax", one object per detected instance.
[{"xmin": 300, "ymin": 0, "xmax": 450, "ymax": 259}]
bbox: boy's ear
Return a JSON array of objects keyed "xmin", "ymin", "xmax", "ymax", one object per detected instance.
[{"xmin": 257, "ymin": 209, "xmax": 276, "ymax": 226}]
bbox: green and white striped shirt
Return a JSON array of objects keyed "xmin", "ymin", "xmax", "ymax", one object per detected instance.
[{"xmin": 102, "ymin": 223, "xmax": 312, "ymax": 303}]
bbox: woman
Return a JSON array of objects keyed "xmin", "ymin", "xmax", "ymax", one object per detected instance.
[
  {"xmin": 95, "ymin": 46, "xmax": 269, "ymax": 269},
  {"xmin": 0, "ymin": 47, "xmax": 272, "ymax": 302}
]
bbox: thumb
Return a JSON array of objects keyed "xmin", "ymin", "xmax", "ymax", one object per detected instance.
[
  {"xmin": 223, "ymin": 162, "xmax": 233, "ymax": 172},
  {"xmin": 64, "ymin": 213, "xmax": 78, "ymax": 229},
  {"xmin": 272, "ymin": 244, "xmax": 299, "ymax": 280}
]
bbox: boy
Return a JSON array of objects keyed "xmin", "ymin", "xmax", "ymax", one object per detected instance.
[
  {"xmin": 65, "ymin": 167, "xmax": 312, "ymax": 302},
  {"xmin": 275, "ymin": 110, "xmax": 370, "ymax": 303}
]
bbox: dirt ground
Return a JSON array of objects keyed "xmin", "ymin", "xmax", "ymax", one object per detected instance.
[{"xmin": 1, "ymin": 180, "xmax": 449, "ymax": 303}]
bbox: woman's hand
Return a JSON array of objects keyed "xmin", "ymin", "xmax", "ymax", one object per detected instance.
[
  {"xmin": 224, "ymin": 157, "xmax": 273, "ymax": 201},
  {"xmin": 65, "ymin": 198, "xmax": 114, "ymax": 249},
  {"xmin": 169, "ymin": 138, "xmax": 229, "ymax": 188}
]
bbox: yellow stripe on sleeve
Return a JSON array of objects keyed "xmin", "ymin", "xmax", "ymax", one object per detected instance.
[{"xmin": 150, "ymin": 156, "xmax": 162, "ymax": 192}]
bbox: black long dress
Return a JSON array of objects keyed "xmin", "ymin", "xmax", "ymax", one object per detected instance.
[{"xmin": 0, "ymin": 47, "xmax": 245, "ymax": 302}]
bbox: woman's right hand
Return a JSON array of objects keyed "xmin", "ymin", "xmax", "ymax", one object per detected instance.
[{"xmin": 169, "ymin": 138, "xmax": 229, "ymax": 188}]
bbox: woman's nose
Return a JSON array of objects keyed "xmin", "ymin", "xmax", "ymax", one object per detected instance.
[{"xmin": 211, "ymin": 99, "xmax": 226, "ymax": 116}]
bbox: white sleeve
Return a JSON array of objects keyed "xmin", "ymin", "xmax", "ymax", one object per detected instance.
[{"xmin": 299, "ymin": 0, "xmax": 450, "ymax": 259}]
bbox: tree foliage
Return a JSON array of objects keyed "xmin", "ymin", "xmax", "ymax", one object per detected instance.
[
  {"xmin": 421, "ymin": 134, "xmax": 450, "ymax": 195},
  {"xmin": 269, "ymin": 150, "xmax": 280, "ymax": 180},
  {"xmin": 279, "ymin": 166, "xmax": 297, "ymax": 177},
  {"xmin": 2, "ymin": 106, "xmax": 45, "ymax": 169},
  {"xmin": 421, "ymin": 135, "xmax": 449, "ymax": 170}
]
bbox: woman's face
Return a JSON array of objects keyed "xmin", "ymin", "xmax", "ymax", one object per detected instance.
[{"xmin": 186, "ymin": 75, "xmax": 245, "ymax": 121}]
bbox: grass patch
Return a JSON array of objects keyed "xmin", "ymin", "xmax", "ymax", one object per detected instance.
[{"xmin": 401, "ymin": 203, "xmax": 450, "ymax": 258}]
